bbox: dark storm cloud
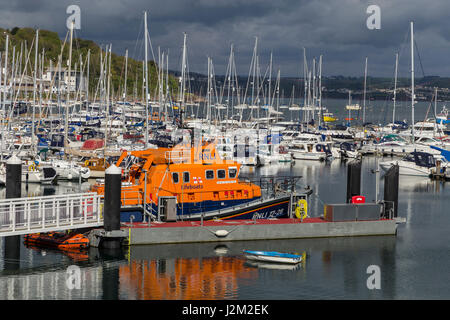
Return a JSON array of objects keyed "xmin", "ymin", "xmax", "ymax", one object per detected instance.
[{"xmin": 1, "ymin": 0, "xmax": 450, "ymax": 77}]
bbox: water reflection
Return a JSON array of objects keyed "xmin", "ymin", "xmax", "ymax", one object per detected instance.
[
  {"xmin": 119, "ymin": 256, "xmax": 257, "ymax": 300},
  {"xmin": 25, "ymin": 244, "xmax": 89, "ymax": 262},
  {"xmin": 0, "ymin": 155, "xmax": 449, "ymax": 299},
  {"xmin": 244, "ymin": 260, "xmax": 303, "ymax": 271},
  {"xmin": 399, "ymin": 176, "xmax": 442, "ymax": 193}
]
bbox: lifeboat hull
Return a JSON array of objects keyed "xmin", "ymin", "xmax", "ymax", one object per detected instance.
[{"xmin": 121, "ymin": 195, "xmax": 291, "ymax": 222}]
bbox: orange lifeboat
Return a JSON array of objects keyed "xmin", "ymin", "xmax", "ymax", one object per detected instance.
[{"xmin": 24, "ymin": 232, "xmax": 89, "ymax": 250}]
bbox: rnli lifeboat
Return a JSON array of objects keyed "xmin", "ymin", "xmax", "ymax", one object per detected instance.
[
  {"xmin": 92, "ymin": 140, "xmax": 294, "ymax": 222},
  {"xmin": 24, "ymin": 232, "xmax": 89, "ymax": 250}
]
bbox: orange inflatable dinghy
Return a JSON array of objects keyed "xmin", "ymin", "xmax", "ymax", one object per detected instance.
[{"xmin": 24, "ymin": 232, "xmax": 89, "ymax": 250}]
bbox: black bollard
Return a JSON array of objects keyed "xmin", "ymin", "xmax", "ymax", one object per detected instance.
[
  {"xmin": 384, "ymin": 164, "xmax": 399, "ymax": 218},
  {"xmin": 102, "ymin": 164, "xmax": 122, "ymax": 249},
  {"xmin": 4, "ymin": 155, "xmax": 22, "ymax": 271},
  {"xmin": 104, "ymin": 164, "xmax": 121, "ymax": 231},
  {"xmin": 6, "ymin": 155, "xmax": 22, "ymax": 199},
  {"xmin": 346, "ymin": 159, "xmax": 362, "ymax": 203}
]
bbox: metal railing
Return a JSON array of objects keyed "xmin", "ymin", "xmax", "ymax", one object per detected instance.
[
  {"xmin": 0, "ymin": 192, "xmax": 103, "ymax": 237},
  {"xmin": 164, "ymin": 149, "xmax": 190, "ymax": 163},
  {"xmin": 239, "ymin": 175, "xmax": 303, "ymax": 195},
  {"xmin": 120, "ymin": 189, "xmax": 144, "ymax": 207}
]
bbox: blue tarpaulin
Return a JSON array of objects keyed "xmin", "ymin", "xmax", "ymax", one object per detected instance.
[{"xmin": 430, "ymin": 145, "xmax": 450, "ymax": 162}]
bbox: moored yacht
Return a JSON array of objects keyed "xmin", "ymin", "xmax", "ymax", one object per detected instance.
[{"xmin": 379, "ymin": 151, "xmax": 447, "ymax": 177}]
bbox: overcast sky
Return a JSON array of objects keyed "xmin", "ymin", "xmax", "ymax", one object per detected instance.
[{"xmin": 1, "ymin": 0, "xmax": 450, "ymax": 78}]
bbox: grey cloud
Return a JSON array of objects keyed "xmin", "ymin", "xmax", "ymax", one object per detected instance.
[{"xmin": 0, "ymin": 0, "xmax": 449, "ymax": 77}]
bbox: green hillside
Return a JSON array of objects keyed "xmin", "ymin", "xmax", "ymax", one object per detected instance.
[{"xmin": 0, "ymin": 27, "xmax": 178, "ymax": 101}]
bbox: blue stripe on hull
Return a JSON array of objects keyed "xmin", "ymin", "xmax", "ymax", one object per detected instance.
[
  {"xmin": 222, "ymin": 200, "xmax": 289, "ymax": 220},
  {"xmin": 143, "ymin": 198, "xmax": 258, "ymax": 217},
  {"xmin": 121, "ymin": 197, "xmax": 290, "ymax": 222}
]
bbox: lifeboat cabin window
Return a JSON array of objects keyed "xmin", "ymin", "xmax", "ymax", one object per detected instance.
[
  {"xmin": 228, "ymin": 167, "xmax": 237, "ymax": 179},
  {"xmin": 205, "ymin": 170, "xmax": 214, "ymax": 180},
  {"xmin": 172, "ymin": 172, "xmax": 179, "ymax": 183},
  {"xmin": 217, "ymin": 169, "xmax": 226, "ymax": 179},
  {"xmin": 183, "ymin": 172, "xmax": 190, "ymax": 183}
]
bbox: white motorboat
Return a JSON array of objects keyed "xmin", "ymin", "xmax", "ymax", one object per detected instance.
[
  {"xmin": 379, "ymin": 151, "xmax": 446, "ymax": 177},
  {"xmin": 289, "ymin": 142, "xmax": 332, "ymax": 161},
  {"xmin": 51, "ymin": 159, "xmax": 91, "ymax": 180},
  {"xmin": 256, "ymin": 144, "xmax": 292, "ymax": 165},
  {"xmin": 338, "ymin": 142, "xmax": 360, "ymax": 159},
  {"xmin": 360, "ymin": 134, "xmax": 441, "ymax": 156},
  {"xmin": 21, "ymin": 162, "xmax": 58, "ymax": 184},
  {"xmin": 319, "ymin": 125, "xmax": 355, "ymax": 142},
  {"xmin": 243, "ymin": 250, "xmax": 306, "ymax": 264}
]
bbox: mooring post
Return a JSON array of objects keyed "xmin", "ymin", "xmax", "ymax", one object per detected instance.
[
  {"xmin": 346, "ymin": 159, "xmax": 361, "ymax": 203},
  {"xmin": 101, "ymin": 164, "xmax": 123, "ymax": 249},
  {"xmin": 6, "ymin": 155, "xmax": 22, "ymax": 199},
  {"xmin": 384, "ymin": 164, "xmax": 399, "ymax": 218},
  {"xmin": 4, "ymin": 155, "xmax": 22, "ymax": 271}
]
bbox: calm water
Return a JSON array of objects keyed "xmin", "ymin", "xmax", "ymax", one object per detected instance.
[
  {"xmin": 0, "ymin": 98, "xmax": 448, "ymax": 300},
  {"xmin": 1, "ymin": 155, "xmax": 449, "ymax": 300},
  {"xmin": 190, "ymin": 97, "xmax": 446, "ymax": 125}
]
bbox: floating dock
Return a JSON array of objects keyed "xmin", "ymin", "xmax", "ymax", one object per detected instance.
[
  {"xmin": 87, "ymin": 161, "xmax": 402, "ymax": 247},
  {"xmin": 122, "ymin": 217, "xmax": 398, "ymax": 246}
]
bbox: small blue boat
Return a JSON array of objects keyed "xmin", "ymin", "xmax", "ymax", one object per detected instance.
[{"xmin": 243, "ymin": 250, "xmax": 306, "ymax": 264}]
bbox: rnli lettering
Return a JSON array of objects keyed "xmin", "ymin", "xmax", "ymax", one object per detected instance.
[
  {"xmin": 182, "ymin": 184, "xmax": 204, "ymax": 190},
  {"xmin": 197, "ymin": 153, "xmax": 216, "ymax": 161},
  {"xmin": 252, "ymin": 208, "xmax": 284, "ymax": 219}
]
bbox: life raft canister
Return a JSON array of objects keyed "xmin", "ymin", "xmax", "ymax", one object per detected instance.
[{"xmin": 295, "ymin": 199, "xmax": 308, "ymax": 220}]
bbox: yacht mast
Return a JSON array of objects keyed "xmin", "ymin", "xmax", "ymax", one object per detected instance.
[
  {"xmin": 318, "ymin": 55, "xmax": 322, "ymax": 128},
  {"xmin": 303, "ymin": 48, "xmax": 307, "ymax": 124},
  {"xmin": 124, "ymin": 49, "xmax": 128, "ymax": 103},
  {"xmin": 363, "ymin": 56, "xmax": 367, "ymax": 125},
  {"xmin": 411, "ymin": 21, "xmax": 415, "ymax": 145},
  {"xmin": 393, "ymin": 53, "xmax": 398, "ymax": 123},
  {"xmin": 312, "ymin": 58, "xmax": 316, "ymax": 122},
  {"xmin": 207, "ymin": 56, "xmax": 211, "ymax": 122},
  {"xmin": 144, "ymin": 11, "xmax": 149, "ymax": 147},
  {"xmin": 65, "ymin": 21, "xmax": 73, "ymax": 160},
  {"xmin": 1, "ymin": 34, "xmax": 9, "ymax": 161},
  {"xmin": 86, "ymin": 49, "xmax": 90, "ymax": 111},
  {"xmin": 268, "ymin": 51, "xmax": 272, "ymax": 110},
  {"xmin": 276, "ymin": 69, "xmax": 280, "ymax": 123},
  {"xmin": 434, "ymin": 87, "xmax": 438, "ymax": 136},
  {"xmin": 179, "ymin": 32, "xmax": 187, "ymax": 127}
]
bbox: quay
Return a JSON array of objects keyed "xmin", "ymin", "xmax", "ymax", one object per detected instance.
[
  {"xmin": 88, "ymin": 158, "xmax": 401, "ymax": 247},
  {"xmin": 120, "ymin": 217, "xmax": 398, "ymax": 246},
  {"xmin": 0, "ymin": 155, "xmax": 402, "ymax": 250}
]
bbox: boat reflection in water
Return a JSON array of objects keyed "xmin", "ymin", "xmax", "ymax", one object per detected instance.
[
  {"xmin": 24, "ymin": 244, "xmax": 90, "ymax": 262},
  {"xmin": 119, "ymin": 256, "xmax": 258, "ymax": 300},
  {"xmin": 244, "ymin": 260, "xmax": 303, "ymax": 271},
  {"xmin": 399, "ymin": 176, "xmax": 440, "ymax": 193}
]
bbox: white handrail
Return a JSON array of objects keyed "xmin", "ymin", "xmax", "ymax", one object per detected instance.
[{"xmin": 0, "ymin": 192, "xmax": 104, "ymax": 237}]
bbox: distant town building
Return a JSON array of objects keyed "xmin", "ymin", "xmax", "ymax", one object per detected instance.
[{"xmin": 43, "ymin": 67, "xmax": 87, "ymax": 93}]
